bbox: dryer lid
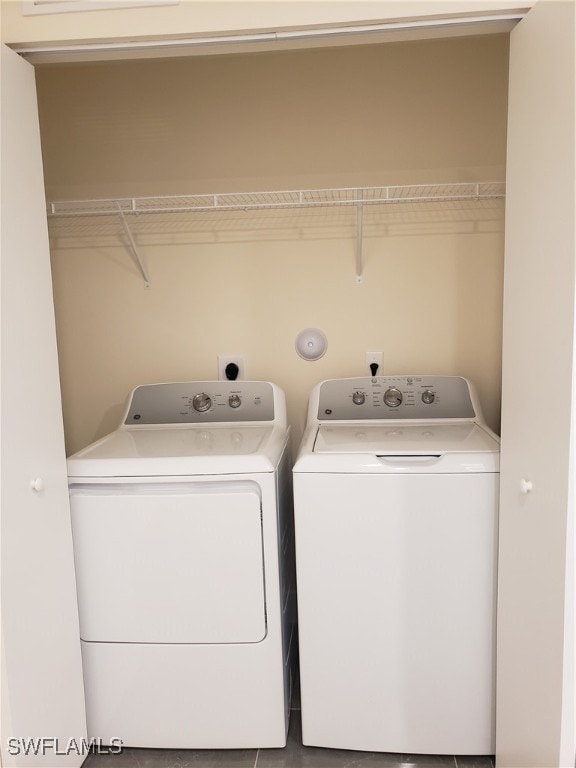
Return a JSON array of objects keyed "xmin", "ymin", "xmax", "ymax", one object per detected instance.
[{"xmin": 67, "ymin": 424, "xmax": 287, "ymax": 477}]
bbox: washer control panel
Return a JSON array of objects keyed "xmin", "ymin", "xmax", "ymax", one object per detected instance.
[
  {"xmin": 124, "ymin": 381, "xmax": 275, "ymax": 425},
  {"xmin": 316, "ymin": 376, "xmax": 476, "ymax": 421}
]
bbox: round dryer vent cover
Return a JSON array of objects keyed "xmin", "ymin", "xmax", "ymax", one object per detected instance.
[{"xmin": 295, "ymin": 328, "xmax": 328, "ymax": 361}]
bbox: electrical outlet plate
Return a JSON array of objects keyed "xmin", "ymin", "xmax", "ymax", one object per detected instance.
[
  {"xmin": 218, "ymin": 355, "xmax": 246, "ymax": 381},
  {"xmin": 366, "ymin": 352, "xmax": 383, "ymax": 376}
]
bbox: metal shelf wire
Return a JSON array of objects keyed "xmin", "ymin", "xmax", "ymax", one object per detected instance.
[
  {"xmin": 46, "ymin": 182, "xmax": 506, "ymax": 285},
  {"xmin": 48, "ymin": 182, "xmax": 505, "ymax": 217}
]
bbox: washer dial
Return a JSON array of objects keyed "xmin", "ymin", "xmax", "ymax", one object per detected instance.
[
  {"xmin": 352, "ymin": 391, "xmax": 366, "ymax": 405},
  {"xmin": 192, "ymin": 392, "xmax": 212, "ymax": 412},
  {"xmin": 421, "ymin": 389, "xmax": 436, "ymax": 405},
  {"xmin": 383, "ymin": 387, "xmax": 403, "ymax": 408},
  {"xmin": 228, "ymin": 394, "xmax": 242, "ymax": 408}
]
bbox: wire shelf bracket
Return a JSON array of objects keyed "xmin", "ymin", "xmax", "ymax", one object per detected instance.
[
  {"xmin": 356, "ymin": 195, "xmax": 364, "ymax": 283},
  {"xmin": 116, "ymin": 202, "xmax": 151, "ymax": 287}
]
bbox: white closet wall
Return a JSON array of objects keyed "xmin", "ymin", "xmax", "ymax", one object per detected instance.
[
  {"xmin": 0, "ymin": 44, "xmax": 87, "ymax": 768},
  {"xmin": 497, "ymin": 2, "xmax": 576, "ymax": 765}
]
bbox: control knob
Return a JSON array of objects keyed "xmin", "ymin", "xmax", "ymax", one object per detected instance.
[
  {"xmin": 383, "ymin": 387, "xmax": 403, "ymax": 408},
  {"xmin": 352, "ymin": 391, "xmax": 366, "ymax": 405},
  {"xmin": 421, "ymin": 389, "xmax": 436, "ymax": 405},
  {"xmin": 229, "ymin": 394, "xmax": 242, "ymax": 408},
  {"xmin": 192, "ymin": 392, "xmax": 212, "ymax": 412}
]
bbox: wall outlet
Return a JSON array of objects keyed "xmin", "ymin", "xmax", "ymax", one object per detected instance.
[
  {"xmin": 366, "ymin": 352, "xmax": 383, "ymax": 376},
  {"xmin": 218, "ymin": 355, "xmax": 245, "ymax": 381}
]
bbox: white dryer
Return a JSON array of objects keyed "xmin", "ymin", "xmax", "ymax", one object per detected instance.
[
  {"xmin": 67, "ymin": 381, "xmax": 295, "ymax": 749},
  {"xmin": 293, "ymin": 376, "xmax": 499, "ymax": 756}
]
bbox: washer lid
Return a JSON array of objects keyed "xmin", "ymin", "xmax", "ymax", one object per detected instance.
[
  {"xmin": 68, "ymin": 424, "xmax": 287, "ymax": 477},
  {"xmin": 295, "ymin": 422, "xmax": 499, "ymax": 473},
  {"xmin": 315, "ymin": 423, "xmax": 498, "ymax": 454}
]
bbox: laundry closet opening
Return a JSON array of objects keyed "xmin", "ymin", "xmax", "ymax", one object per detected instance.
[{"xmin": 35, "ymin": 34, "xmax": 509, "ymax": 456}]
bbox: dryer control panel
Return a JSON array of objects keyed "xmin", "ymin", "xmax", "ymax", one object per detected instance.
[
  {"xmin": 315, "ymin": 376, "xmax": 477, "ymax": 422},
  {"xmin": 124, "ymin": 381, "xmax": 277, "ymax": 425}
]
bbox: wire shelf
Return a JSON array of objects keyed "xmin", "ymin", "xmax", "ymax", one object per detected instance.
[
  {"xmin": 47, "ymin": 182, "xmax": 505, "ymax": 285},
  {"xmin": 47, "ymin": 182, "xmax": 505, "ymax": 218}
]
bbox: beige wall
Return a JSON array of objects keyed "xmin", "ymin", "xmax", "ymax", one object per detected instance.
[{"xmin": 38, "ymin": 35, "xmax": 508, "ymax": 454}]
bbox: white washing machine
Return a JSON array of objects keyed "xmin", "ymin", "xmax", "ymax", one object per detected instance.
[
  {"xmin": 67, "ymin": 380, "xmax": 295, "ymax": 749},
  {"xmin": 293, "ymin": 376, "xmax": 499, "ymax": 756}
]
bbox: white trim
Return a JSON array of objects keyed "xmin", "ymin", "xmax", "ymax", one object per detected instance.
[
  {"xmin": 560, "ymin": 299, "xmax": 576, "ymax": 767},
  {"xmin": 12, "ymin": 11, "xmax": 526, "ymax": 61},
  {"xmin": 21, "ymin": 0, "xmax": 177, "ymax": 16}
]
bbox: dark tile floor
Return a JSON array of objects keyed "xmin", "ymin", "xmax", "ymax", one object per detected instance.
[{"xmin": 83, "ymin": 706, "xmax": 495, "ymax": 768}]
